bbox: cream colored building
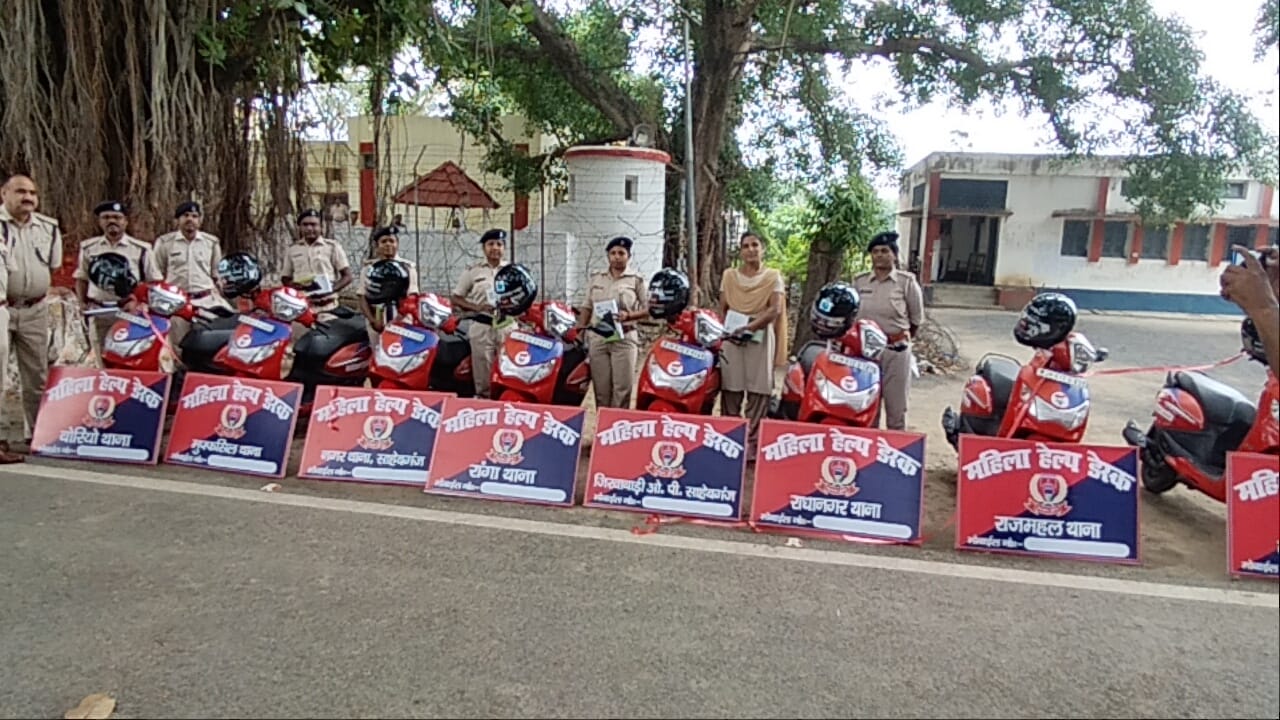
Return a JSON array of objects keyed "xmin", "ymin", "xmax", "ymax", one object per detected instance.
[{"xmin": 252, "ymin": 114, "xmax": 560, "ymax": 232}]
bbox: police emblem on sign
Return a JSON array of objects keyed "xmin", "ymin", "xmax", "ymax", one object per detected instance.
[
  {"xmin": 216, "ymin": 403, "xmax": 249, "ymax": 440},
  {"xmin": 1025, "ymin": 473, "xmax": 1072, "ymax": 517},
  {"xmin": 358, "ymin": 415, "xmax": 395, "ymax": 450},
  {"xmin": 486, "ymin": 428, "xmax": 525, "ymax": 465},
  {"xmin": 817, "ymin": 456, "xmax": 859, "ymax": 497},
  {"xmin": 646, "ymin": 441, "xmax": 687, "ymax": 479},
  {"xmin": 83, "ymin": 394, "xmax": 117, "ymax": 430}
]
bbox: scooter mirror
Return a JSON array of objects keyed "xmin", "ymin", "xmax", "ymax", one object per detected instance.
[{"xmin": 1096, "ymin": 347, "xmax": 1109, "ymax": 362}]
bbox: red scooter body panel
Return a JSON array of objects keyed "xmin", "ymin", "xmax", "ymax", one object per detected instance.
[{"xmin": 635, "ymin": 309, "xmax": 724, "ymax": 416}]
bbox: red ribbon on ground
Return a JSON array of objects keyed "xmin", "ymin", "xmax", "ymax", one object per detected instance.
[
  {"xmin": 1084, "ymin": 351, "xmax": 1246, "ymax": 377},
  {"xmin": 629, "ymin": 510, "xmax": 959, "ymax": 547}
]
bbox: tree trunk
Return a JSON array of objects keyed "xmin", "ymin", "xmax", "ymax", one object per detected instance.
[{"xmin": 793, "ymin": 237, "xmax": 846, "ymax": 349}]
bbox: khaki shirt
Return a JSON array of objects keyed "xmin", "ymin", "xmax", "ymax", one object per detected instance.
[
  {"xmin": 585, "ymin": 268, "xmax": 646, "ymax": 332},
  {"xmin": 357, "ymin": 257, "xmax": 420, "ymax": 296},
  {"xmin": 154, "ymin": 230, "xmax": 223, "ymax": 295},
  {"xmin": 74, "ymin": 234, "xmax": 161, "ymax": 304},
  {"xmin": 452, "ymin": 262, "xmax": 504, "ymax": 310},
  {"xmin": 0, "ymin": 206, "xmax": 62, "ymax": 301},
  {"xmin": 852, "ymin": 268, "xmax": 924, "ymax": 337},
  {"xmin": 282, "ymin": 237, "xmax": 351, "ymax": 286}
]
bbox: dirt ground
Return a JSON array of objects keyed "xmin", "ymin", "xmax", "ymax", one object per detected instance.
[{"xmin": 17, "ymin": 305, "xmax": 1277, "ymax": 591}]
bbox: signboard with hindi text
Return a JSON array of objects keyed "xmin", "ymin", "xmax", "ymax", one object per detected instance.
[
  {"xmin": 584, "ymin": 409, "xmax": 747, "ymax": 521},
  {"xmin": 298, "ymin": 387, "xmax": 447, "ymax": 486},
  {"xmin": 164, "ymin": 373, "xmax": 301, "ymax": 478},
  {"xmin": 425, "ymin": 398, "xmax": 584, "ymax": 506},
  {"xmin": 956, "ymin": 436, "xmax": 1140, "ymax": 563},
  {"xmin": 750, "ymin": 420, "xmax": 925, "ymax": 544},
  {"xmin": 31, "ymin": 367, "xmax": 170, "ymax": 465},
  {"xmin": 1226, "ymin": 452, "xmax": 1279, "ymax": 580}
]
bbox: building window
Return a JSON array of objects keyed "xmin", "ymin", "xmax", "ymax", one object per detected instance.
[
  {"xmin": 1141, "ymin": 226, "xmax": 1169, "ymax": 260},
  {"xmin": 1183, "ymin": 224, "xmax": 1212, "ymax": 261},
  {"xmin": 1221, "ymin": 182, "xmax": 1247, "ymax": 200},
  {"xmin": 1060, "ymin": 220, "xmax": 1090, "ymax": 257},
  {"xmin": 1101, "ymin": 221, "xmax": 1129, "ymax": 258},
  {"xmin": 1270, "ymin": 227, "xmax": 1278, "ymax": 248},
  {"xmin": 568, "ymin": 174, "xmax": 577, "ymax": 202},
  {"xmin": 938, "ymin": 179, "xmax": 1008, "ymax": 210},
  {"xmin": 911, "ymin": 183, "xmax": 926, "ymax": 208},
  {"xmin": 1224, "ymin": 225, "xmax": 1255, "ymax": 261},
  {"xmin": 624, "ymin": 174, "xmax": 639, "ymax": 203},
  {"xmin": 324, "ymin": 167, "xmax": 345, "ymax": 184}
]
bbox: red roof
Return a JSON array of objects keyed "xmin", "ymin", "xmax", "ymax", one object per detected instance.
[{"xmin": 392, "ymin": 160, "xmax": 500, "ymax": 209}]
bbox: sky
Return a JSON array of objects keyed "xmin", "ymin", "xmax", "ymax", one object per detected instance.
[{"xmin": 850, "ymin": 0, "xmax": 1279, "ymax": 196}]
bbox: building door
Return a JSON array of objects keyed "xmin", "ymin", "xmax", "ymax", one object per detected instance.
[{"xmin": 937, "ymin": 215, "xmax": 999, "ymax": 285}]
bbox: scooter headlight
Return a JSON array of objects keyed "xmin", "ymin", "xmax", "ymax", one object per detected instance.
[
  {"xmin": 1028, "ymin": 396, "xmax": 1089, "ymax": 431},
  {"xmin": 646, "ymin": 357, "xmax": 709, "ymax": 396},
  {"xmin": 374, "ymin": 343, "xmax": 428, "ymax": 375},
  {"xmin": 814, "ymin": 370, "xmax": 877, "ymax": 411},
  {"xmin": 499, "ymin": 353, "xmax": 554, "ymax": 384},
  {"xmin": 104, "ymin": 335, "xmax": 156, "ymax": 359},
  {"xmin": 229, "ymin": 341, "xmax": 282, "ymax": 366}
]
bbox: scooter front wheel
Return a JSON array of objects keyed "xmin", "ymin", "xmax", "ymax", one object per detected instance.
[{"xmin": 1138, "ymin": 427, "xmax": 1179, "ymax": 494}]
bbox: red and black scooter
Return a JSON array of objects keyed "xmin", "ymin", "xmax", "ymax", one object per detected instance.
[
  {"xmin": 487, "ymin": 264, "xmax": 590, "ymax": 406},
  {"xmin": 942, "ymin": 293, "xmax": 1108, "ymax": 447},
  {"xmin": 635, "ymin": 268, "xmax": 726, "ymax": 415},
  {"xmin": 772, "ymin": 280, "xmax": 888, "ymax": 426},
  {"xmin": 1123, "ymin": 318, "xmax": 1279, "ymax": 502},
  {"xmin": 99, "ymin": 281, "xmax": 195, "ymax": 374},
  {"xmin": 370, "ymin": 291, "xmax": 476, "ymax": 395}
]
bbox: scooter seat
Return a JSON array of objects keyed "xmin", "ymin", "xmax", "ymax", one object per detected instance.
[
  {"xmin": 1171, "ymin": 370, "xmax": 1256, "ymax": 432},
  {"xmin": 797, "ymin": 342, "xmax": 825, "ymax": 376},
  {"xmin": 295, "ymin": 314, "xmax": 368, "ymax": 356},
  {"xmin": 977, "ymin": 354, "xmax": 1020, "ymax": 415}
]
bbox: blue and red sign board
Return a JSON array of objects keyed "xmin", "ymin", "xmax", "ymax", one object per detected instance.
[
  {"xmin": 31, "ymin": 367, "xmax": 170, "ymax": 465},
  {"xmin": 298, "ymin": 387, "xmax": 448, "ymax": 487},
  {"xmin": 1226, "ymin": 452, "xmax": 1279, "ymax": 580},
  {"xmin": 750, "ymin": 419, "xmax": 925, "ymax": 544},
  {"xmin": 584, "ymin": 408, "xmax": 747, "ymax": 521},
  {"xmin": 164, "ymin": 373, "xmax": 301, "ymax": 478},
  {"xmin": 956, "ymin": 436, "xmax": 1141, "ymax": 563},
  {"xmin": 425, "ymin": 398, "xmax": 584, "ymax": 506}
]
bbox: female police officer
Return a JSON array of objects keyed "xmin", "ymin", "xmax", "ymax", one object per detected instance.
[{"xmin": 578, "ymin": 236, "xmax": 647, "ymax": 409}]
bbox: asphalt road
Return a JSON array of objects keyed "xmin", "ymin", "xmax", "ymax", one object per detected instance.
[{"xmin": 2, "ymin": 469, "xmax": 1276, "ymax": 719}]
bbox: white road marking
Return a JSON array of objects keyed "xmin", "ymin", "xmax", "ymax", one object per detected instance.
[{"xmin": 9, "ymin": 464, "xmax": 1278, "ymax": 609}]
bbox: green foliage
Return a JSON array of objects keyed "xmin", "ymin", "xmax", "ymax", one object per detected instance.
[
  {"xmin": 753, "ymin": 176, "xmax": 891, "ymax": 285},
  {"xmin": 1259, "ymin": 0, "xmax": 1279, "ymax": 61}
]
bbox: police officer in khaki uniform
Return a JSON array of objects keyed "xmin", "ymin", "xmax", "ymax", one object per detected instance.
[
  {"xmin": 281, "ymin": 208, "xmax": 353, "ymax": 315},
  {"xmin": 358, "ymin": 226, "xmax": 420, "ymax": 344},
  {"xmin": 74, "ymin": 201, "xmax": 161, "ymax": 356},
  {"xmin": 0, "ymin": 174, "xmax": 62, "ymax": 447},
  {"xmin": 451, "ymin": 228, "xmax": 509, "ymax": 398},
  {"xmin": 154, "ymin": 201, "xmax": 228, "ymax": 349},
  {"xmin": 578, "ymin": 236, "xmax": 647, "ymax": 409},
  {"xmin": 853, "ymin": 231, "xmax": 925, "ymax": 431}
]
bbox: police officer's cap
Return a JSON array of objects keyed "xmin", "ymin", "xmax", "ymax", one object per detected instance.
[
  {"xmin": 371, "ymin": 226, "xmax": 399, "ymax": 242},
  {"xmin": 297, "ymin": 208, "xmax": 321, "ymax": 223},
  {"xmin": 174, "ymin": 200, "xmax": 201, "ymax": 219},
  {"xmin": 94, "ymin": 201, "xmax": 125, "ymax": 216},
  {"xmin": 480, "ymin": 228, "xmax": 507, "ymax": 245},
  {"xmin": 867, "ymin": 231, "xmax": 900, "ymax": 255},
  {"xmin": 606, "ymin": 236, "xmax": 633, "ymax": 253}
]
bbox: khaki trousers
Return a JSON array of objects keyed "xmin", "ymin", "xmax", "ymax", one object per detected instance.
[
  {"xmin": 588, "ymin": 333, "xmax": 638, "ymax": 409},
  {"xmin": 7, "ymin": 302, "xmax": 49, "ymax": 436},
  {"xmin": 877, "ymin": 344, "xmax": 913, "ymax": 431},
  {"xmin": 470, "ymin": 323, "xmax": 511, "ymax": 398}
]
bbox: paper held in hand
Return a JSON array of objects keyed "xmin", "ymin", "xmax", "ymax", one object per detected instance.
[
  {"xmin": 724, "ymin": 310, "xmax": 763, "ymax": 343},
  {"xmin": 594, "ymin": 299, "xmax": 623, "ymax": 341}
]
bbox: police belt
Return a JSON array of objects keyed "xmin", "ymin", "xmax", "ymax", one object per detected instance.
[{"xmin": 6, "ymin": 296, "xmax": 46, "ymax": 309}]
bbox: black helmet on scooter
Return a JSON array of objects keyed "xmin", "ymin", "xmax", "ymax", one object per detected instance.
[
  {"xmin": 217, "ymin": 252, "xmax": 262, "ymax": 299},
  {"xmin": 364, "ymin": 259, "xmax": 411, "ymax": 305},
  {"xmin": 647, "ymin": 268, "xmax": 691, "ymax": 319},
  {"xmin": 1014, "ymin": 292, "xmax": 1077, "ymax": 349},
  {"xmin": 810, "ymin": 282, "xmax": 860, "ymax": 339},
  {"xmin": 1241, "ymin": 318, "xmax": 1267, "ymax": 364},
  {"xmin": 493, "ymin": 263, "xmax": 537, "ymax": 317},
  {"xmin": 87, "ymin": 252, "xmax": 137, "ymax": 299}
]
